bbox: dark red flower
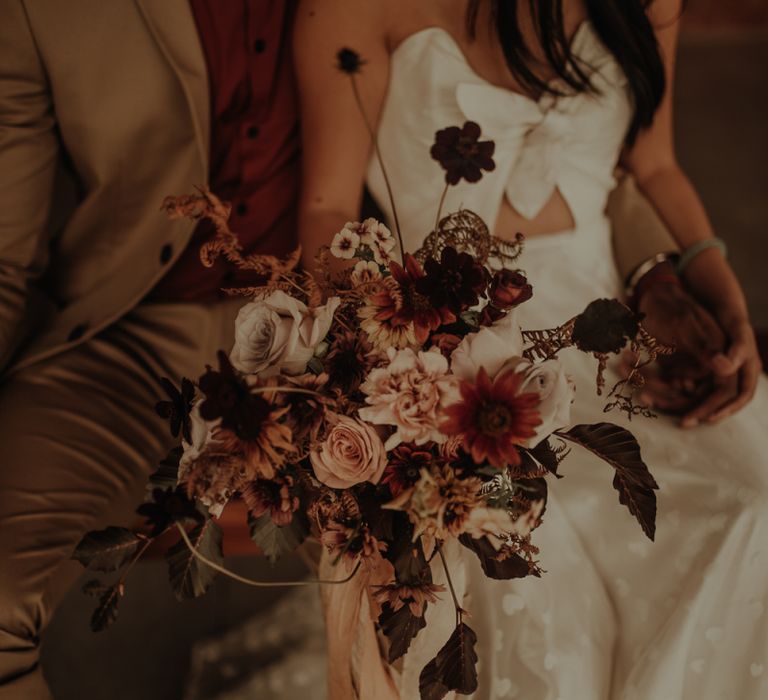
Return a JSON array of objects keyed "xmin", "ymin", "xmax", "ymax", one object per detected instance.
[
  {"xmin": 441, "ymin": 367, "xmax": 542, "ymax": 468},
  {"xmin": 382, "ymin": 444, "xmax": 436, "ymax": 497},
  {"xmin": 416, "ymin": 246, "xmax": 489, "ymax": 315},
  {"xmin": 388, "ymin": 254, "xmax": 455, "ymax": 343},
  {"xmin": 198, "ymin": 351, "xmax": 272, "ymax": 442},
  {"xmin": 430, "ymin": 121, "xmax": 496, "ymax": 185},
  {"xmin": 488, "ymin": 270, "xmax": 533, "ymax": 309},
  {"xmin": 155, "ymin": 377, "xmax": 195, "ymax": 443}
]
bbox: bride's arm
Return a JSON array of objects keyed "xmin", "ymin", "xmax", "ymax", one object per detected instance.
[
  {"xmin": 621, "ymin": 0, "xmax": 762, "ymax": 422},
  {"xmin": 293, "ymin": 0, "xmax": 391, "ymax": 271}
]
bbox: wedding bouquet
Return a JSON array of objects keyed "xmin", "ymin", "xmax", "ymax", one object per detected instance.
[{"xmin": 73, "ymin": 49, "xmax": 665, "ymax": 700}]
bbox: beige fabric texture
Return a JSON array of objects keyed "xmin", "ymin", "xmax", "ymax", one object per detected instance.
[{"xmin": 0, "ymin": 297, "xmax": 243, "ymax": 700}]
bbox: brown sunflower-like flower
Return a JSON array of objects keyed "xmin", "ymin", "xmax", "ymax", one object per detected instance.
[
  {"xmin": 385, "ymin": 465, "xmax": 483, "ymax": 540},
  {"xmin": 321, "ymin": 520, "xmax": 387, "ymax": 567},
  {"xmin": 416, "ymin": 245, "xmax": 489, "ymax": 315},
  {"xmin": 241, "ymin": 475, "xmax": 300, "ymax": 526},
  {"xmin": 389, "ymin": 254, "xmax": 455, "ymax": 343},
  {"xmin": 372, "ymin": 580, "xmax": 446, "ymax": 617},
  {"xmin": 359, "ymin": 277, "xmax": 418, "ymax": 351},
  {"xmin": 212, "ymin": 414, "xmax": 293, "ymax": 481},
  {"xmin": 430, "ymin": 121, "xmax": 496, "ymax": 185},
  {"xmin": 441, "ymin": 367, "xmax": 542, "ymax": 468},
  {"xmin": 325, "ymin": 332, "xmax": 374, "ymax": 393},
  {"xmin": 382, "ymin": 444, "xmax": 437, "ymax": 497}
]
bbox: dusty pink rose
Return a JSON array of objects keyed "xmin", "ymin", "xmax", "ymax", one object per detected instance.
[
  {"xmin": 310, "ymin": 414, "xmax": 387, "ymax": 489},
  {"xmin": 359, "ymin": 347, "xmax": 460, "ymax": 450}
]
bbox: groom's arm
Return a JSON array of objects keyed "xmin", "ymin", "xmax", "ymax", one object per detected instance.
[{"xmin": 0, "ymin": 1, "xmax": 60, "ymax": 373}]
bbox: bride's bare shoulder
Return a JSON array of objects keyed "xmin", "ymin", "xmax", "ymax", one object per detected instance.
[{"xmin": 294, "ymin": 0, "xmax": 435, "ymax": 53}]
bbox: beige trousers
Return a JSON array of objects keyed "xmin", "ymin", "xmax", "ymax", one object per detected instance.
[{"xmin": 0, "ymin": 297, "xmax": 243, "ymax": 700}]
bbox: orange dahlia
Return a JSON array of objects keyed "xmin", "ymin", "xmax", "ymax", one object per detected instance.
[{"xmin": 441, "ymin": 367, "xmax": 542, "ymax": 468}]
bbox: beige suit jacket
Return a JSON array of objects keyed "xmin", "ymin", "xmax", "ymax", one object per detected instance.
[{"xmin": 0, "ymin": 0, "xmax": 677, "ymax": 377}]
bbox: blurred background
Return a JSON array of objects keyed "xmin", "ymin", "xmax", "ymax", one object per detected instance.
[{"xmin": 42, "ymin": 4, "xmax": 768, "ymax": 699}]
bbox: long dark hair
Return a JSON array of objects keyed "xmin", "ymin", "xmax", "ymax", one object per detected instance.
[{"xmin": 466, "ymin": 0, "xmax": 668, "ymax": 144}]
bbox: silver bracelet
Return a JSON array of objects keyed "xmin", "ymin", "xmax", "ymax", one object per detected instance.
[
  {"xmin": 624, "ymin": 251, "xmax": 679, "ymax": 298},
  {"xmin": 676, "ymin": 238, "xmax": 727, "ymax": 275}
]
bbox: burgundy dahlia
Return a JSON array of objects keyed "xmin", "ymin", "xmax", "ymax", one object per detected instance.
[{"xmin": 416, "ymin": 245, "xmax": 488, "ymax": 315}]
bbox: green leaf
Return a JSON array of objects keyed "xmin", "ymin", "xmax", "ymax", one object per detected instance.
[
  {"xmin": 419, "ymin": 622, "xmax": 479, "ymax": 700},
  {"xmin": 90, "ymin": 582, "xmax": 124, "ymax": 632},
  {"xmin": 559, "ymin": 422, "xmax": 658, "ymax": 540},
  {"xmin": 248, "ymin": 513, "xmax": 306, "ymax": 564},
  {"xmin": 379, "ymin": 602, "xmax": 427, "ymax": 663},
  {"xmin": 72, "ymin": 527, "xmax": 144, "ymax": 572},
  {"xmin": 166, "ymin": 520, "xmax": 223, "ymax": 600}
]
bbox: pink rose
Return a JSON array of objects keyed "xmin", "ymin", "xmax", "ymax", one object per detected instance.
[{"xmin": 310, "ymin": 414, "xmax": 387, "ymax": 489}]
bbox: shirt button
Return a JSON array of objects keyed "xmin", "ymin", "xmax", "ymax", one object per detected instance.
[
  {"xmin": 68, "ymin": 323, "xmax": 88, "ymax": 342},
  {"xmin": 236, "ymin": 203, "xmax": 248, "ymax": 216},
  {"xmin": 160, "ymin": 243, "xmax": 173, "ymax": 264},
  {"xmin": 253, "ymin": 38, "xmax": 266, "ymax": 53},
  {"xmin": 246, "ymin": 125, "xmax": 260, "ymax": 140}
]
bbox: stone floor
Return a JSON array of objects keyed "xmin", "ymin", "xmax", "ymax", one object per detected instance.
[{"xmin": 41, "ymin": 31, "xmax": 768, "ymax": 700}]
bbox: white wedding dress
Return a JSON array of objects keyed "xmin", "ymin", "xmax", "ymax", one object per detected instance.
[{"xmin": 363, "ymin": 21, "xmax": 768, "ymax": 700}]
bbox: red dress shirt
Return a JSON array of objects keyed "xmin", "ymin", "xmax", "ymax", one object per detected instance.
[{"xmin": 150, "ymin": 0, "xmax": 300, "ymax": 301}]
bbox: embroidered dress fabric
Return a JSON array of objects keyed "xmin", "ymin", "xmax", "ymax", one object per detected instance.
[{"xmin": 361, "ymin": 22, "xmax": 768, "ymax": 700}]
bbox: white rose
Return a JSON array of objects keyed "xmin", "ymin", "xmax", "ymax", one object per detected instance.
[
  {"xmin": 450, "ymin": 310, "xmax": 524, "ymax": 382},
  {"xmin": 514, "ymin": 359, "xmax": 575, "ymax": 446},
  {"xmin": 230, "ymin": 290, "xmax": 340, "ymax": 376}
]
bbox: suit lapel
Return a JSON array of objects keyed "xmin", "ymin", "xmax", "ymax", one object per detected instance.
[{"xmin": 135, "ymin": 0, "xmax": 210, "ymax": 174}]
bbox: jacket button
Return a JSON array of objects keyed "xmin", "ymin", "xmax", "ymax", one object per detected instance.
[
  {"xmin": 160, "ymin": 243, "xmax": 173, "ymax": 264},
  {"xmin": 68, "ymin": 323, "xmax": 88, "ymax": 342}
]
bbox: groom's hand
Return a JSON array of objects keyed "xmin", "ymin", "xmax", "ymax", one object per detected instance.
[{"xmin": 619, "ymin": 272, "xmax": 742, "ymax": 425}]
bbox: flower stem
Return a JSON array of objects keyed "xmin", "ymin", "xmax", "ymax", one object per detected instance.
[
  {"xmin": 434, "ymin": 183, "xmax": 449, "ymax": 234},
  {"xmin": 175, "ymin": 522, "xmax": 361, "ymax": 587},
  {"xmin": 437, "ymin": 544, "xmax": 462, "ymax": 627},
  {"xmin": 349, "ymin": 74, "xmax": 405, "ymax": 263}
]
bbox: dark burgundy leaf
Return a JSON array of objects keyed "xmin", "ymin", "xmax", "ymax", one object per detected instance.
[
  {"xmin": 528, "ymin": 439, "xmax": 566, "ymax": 477},
  {"xmin": 90, "ymin": 582, "xmax": 124, "ymax": 632},
  {"xmin": 72, "ymin": 527, "xmax": 144, "ymax": 573},
  {"xmin": 419, "ymin": 622, "xmax": 479, "ymax": 700},
  {"xmin": 459, "ymin": 534, "xmax": 534, "ymax": 580},
  {"xmin": 560, "ymin": 422, "xmax": 658, "ymax": 540},
  {"xmin": 379, "ymin": 602, "xmax": 427, "ymax": 663},
  {"xmin": 166, "ymin": 520, "xmax": 223, "ymax": 600}
]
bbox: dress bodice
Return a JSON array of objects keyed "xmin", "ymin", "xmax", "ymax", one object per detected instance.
[{"xmin": 366, "ymin": 22, "xmax": 633, "ymax": 252}]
